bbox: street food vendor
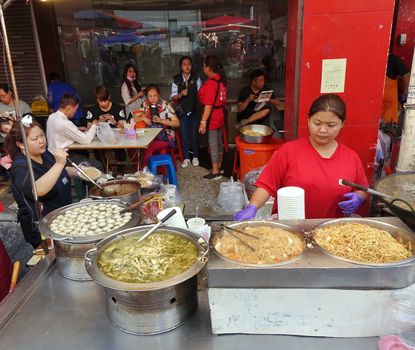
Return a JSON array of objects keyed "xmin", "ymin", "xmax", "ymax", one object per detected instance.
[
  {"xmin": 235, "ymin": 94, "xmax": 369, "ymax": 220},
  {"xmin": 5, "ymin": 117, "xmax": 73, "ymax": 247}
]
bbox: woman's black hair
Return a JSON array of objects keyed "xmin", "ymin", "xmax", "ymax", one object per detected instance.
[
  {"xmin": 180, "ymin": 56, "xmax": 193, "ymax": 68},
  {"xmin": 308, "ymin": 94, "xmax": 346, "ymax": 122},
  {"xmin": 5, "ymin": 118, "xmax": 42, "ymax": 161},
  {"xmin": 0, "ymin": 83, "xmax": 12, "ymax": 94},
  {"xmin": 122, "ymin": 63, "xmax": 141, "ymax": 98},
  {"xmin": 94, "ymin": 85, "xmax": 110, "ymax": 101},
  {"xmin": 204, "ymin": 55, "xmax": 227, "ymax": 86},
  {"xmin": 145, "ymin": 84, "xmax": 160, "ymax": 95}
]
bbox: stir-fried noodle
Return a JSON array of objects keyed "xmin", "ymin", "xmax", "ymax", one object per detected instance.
[
  {"xmin": 314, "ymin": 223, "xmax": 412, "ymax": 264},
  {"xmin": 215, "ymin": 226, "xmax": 305, "ymax": 264}
]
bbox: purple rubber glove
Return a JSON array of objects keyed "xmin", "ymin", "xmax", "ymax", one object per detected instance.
[
  {"xmin": 338, "ymin": 192, "xmax": 365, "ymax": 214},
  {"xmin": 234, "ymin": 204, "xmax": 258, "ymax": 221}
]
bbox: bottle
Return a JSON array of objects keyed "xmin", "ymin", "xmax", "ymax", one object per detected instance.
[{"xmin": 383, "ymin": 292, "xmax": 415, "ymax": 349}]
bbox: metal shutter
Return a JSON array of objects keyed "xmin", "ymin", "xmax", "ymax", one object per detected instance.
[{"xmin": 0, "ymin": 1, "xmax": 45, "ymax": 103}]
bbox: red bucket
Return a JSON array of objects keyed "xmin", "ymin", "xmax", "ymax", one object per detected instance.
[{"xmin": 235, "ymin": 136, "xmax": 284, "ymax": 180}]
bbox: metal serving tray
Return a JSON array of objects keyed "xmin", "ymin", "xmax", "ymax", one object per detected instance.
[{"xmin": 206, "ymin": 217, "xmax": 415, "ymax": 289}]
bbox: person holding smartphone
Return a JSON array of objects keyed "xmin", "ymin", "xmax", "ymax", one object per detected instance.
[
  {"xmin": 86, "ymin": 85, "xmax": 126, "ymax": 128},
  {"xmin": 132, "ymin": 85, "xmax": 180, "ymax": 166},
  {"xmin": 121, "ymin": 64, "xmax": 145, "ymax": 120}
]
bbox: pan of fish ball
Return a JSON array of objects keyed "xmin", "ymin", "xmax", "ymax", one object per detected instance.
[{"xmin": 39, "ymin": 200, "xmax": 140, "ymax": 281}]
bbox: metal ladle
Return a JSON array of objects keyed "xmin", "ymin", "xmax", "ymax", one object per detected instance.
[
  {"xmin": 136, "ymin": 209, "xmax": 177, "ymax": 244},
  {"xmin": 67, "ymin": 158, "xmax": 117, "ymax": 197}
]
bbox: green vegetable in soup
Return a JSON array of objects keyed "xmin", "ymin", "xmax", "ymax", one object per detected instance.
[{"xmin": 97, "ymin": 232, "xmax": 198, "ymax": 283}]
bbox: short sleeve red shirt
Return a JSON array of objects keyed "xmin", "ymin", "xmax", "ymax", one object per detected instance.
[
  {"xmin": 198, "ymin": 74, "xmax": 227, "ymax": 130},
  {"xmin": 254, "ymin": 137, "xmax": 369, "ymax": 219}
]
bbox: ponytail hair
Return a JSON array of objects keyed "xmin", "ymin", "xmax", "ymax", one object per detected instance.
[
  {"xmin": 5, "ymin": 120, "xmax": 42, "ymax": 160},
  {"xmin": 204, "ymin": 55, "xmax": 227, "ymax": 86}
]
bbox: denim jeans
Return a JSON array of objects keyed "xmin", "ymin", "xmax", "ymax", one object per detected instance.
[{"xmin": 180, "ymin": 111, "xmax": 199, "ymax": 159}]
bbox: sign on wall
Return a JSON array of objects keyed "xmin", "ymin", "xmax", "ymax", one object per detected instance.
[{"xmin": 320, "ymin": 58, "xmax": 347, "ymax": 93}]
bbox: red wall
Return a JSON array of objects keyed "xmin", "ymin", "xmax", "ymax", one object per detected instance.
[
  {"xmin": 285, "ymin": 0, "xmax": 395, "ymax": 183},
  {"xmin": 392, "ymin": 0, "xmax": 415, "ymax": 67}
]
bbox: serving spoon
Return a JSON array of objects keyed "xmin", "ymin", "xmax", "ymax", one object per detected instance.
[{"xmin": 67, "ymin": 158, "xmax": 117, "ymax": 197}]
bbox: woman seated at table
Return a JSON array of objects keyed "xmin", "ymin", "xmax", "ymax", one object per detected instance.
[
  {"xmin": 5, "ymin": 117, "xmax": 74, "ymax": 248},
  {"xmin": 132, "ymin": 85, "xmax": 180, "ymax": 166},
  {"xmin": 86, "ymin": 85, "xmax": 127, "ymax": 129}
]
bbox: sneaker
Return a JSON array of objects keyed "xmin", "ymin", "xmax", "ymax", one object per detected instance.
[
  {"xmin": 192, "ymin": 157, "xmax": 199, "ymax": 167},
  {"xmin": 203, "ymin": 172, "xmax": 222, "ymax": 180},
  {"xmin": 181, "ymin": 159, "xmax": 190, "ymax": 168}
]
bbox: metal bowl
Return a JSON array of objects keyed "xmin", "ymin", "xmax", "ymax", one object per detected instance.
[
  {"xmin": 238, "ymin": 124, "xmax": 274, "ymax": 144},
  {"xmin": 39, "ymin": 199, "xmax": 140, "ymax": 280},
  {"xmin": 314, "ymin": 218, "xmax": 415, "ymax": 267},
  {"xmin": 89, "ymin": 180, "xmax": 141, "ymax": 203},
  {"xmin": 84, "ymin": 226, "xmax": 209, "ymax": 334},
  {"xmin": 212, "ymin": 220, "xmax": 306, "ymax": 267}
]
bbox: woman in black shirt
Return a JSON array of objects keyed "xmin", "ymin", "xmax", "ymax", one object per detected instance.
[{"xmin": 6, "ymin": 120, "xmax": 72, "ymax": 247}]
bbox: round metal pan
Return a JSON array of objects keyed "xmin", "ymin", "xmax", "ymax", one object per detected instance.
[
  {"xmin": 212, "ymin": 220, "xmax": 306, "ymax": 267},
  {"xmin": 374, "ymin": 173, "xmax": 415, "ymax": 231},
  {"xmin": 314, "ymin": 218, "xmax": 415, "ymax": 267}
]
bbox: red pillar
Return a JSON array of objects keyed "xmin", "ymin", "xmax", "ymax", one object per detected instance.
[{"xmin": 285, "ymin": 0, "xmax": 395, "ymax": 183}]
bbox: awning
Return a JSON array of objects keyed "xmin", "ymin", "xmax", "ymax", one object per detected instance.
[{"xmin": 74, "ymin": 10, "xmax": 142, "ymax": 29}]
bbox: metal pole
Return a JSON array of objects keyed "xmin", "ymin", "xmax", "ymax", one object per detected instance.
[
  {"xmin": 396, "ymin": 45, "xmax": 415, "ymax": 173},
  {"xmin": 0, "ymin": 2, "xmax": 43, "ymax": 223},
  {"xmin": 2, "ymin": 0, "xmax": 13, "ymax": 11},
  {"xmin": 29, "ymin": 0, "xmax": 48, "ymax": 96}
]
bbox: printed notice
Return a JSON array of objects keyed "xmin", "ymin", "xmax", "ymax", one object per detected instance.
[
  {"xmin": 170, "ymin": 37, "xmax": 190, "ymax": 53},
  {"xmin": 320, "ymin": 58, "xmax": 347, "ymax": 93}
]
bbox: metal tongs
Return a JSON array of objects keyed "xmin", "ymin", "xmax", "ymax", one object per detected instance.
[{"xmin": 220, "ymin": 224, "xmax": 259, "ymax": 251}]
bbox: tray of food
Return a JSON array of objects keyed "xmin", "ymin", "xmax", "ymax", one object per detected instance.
[{"xmin": 207, "ymin": 217, "xmax": 415, "ymax": 289}]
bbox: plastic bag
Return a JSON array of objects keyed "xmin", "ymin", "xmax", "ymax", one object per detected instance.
[
  {"xmin": 244, "ymin": 166, "xmax": 265, "ymax": 199},
  {"xmin": 218, "ymin": 177, "xmax": 246, "ymax": 212},
  {"xmin": 160, "ymin": 183, "xmax": 181, "ymax": 208},
  {"xmin": 97, "ymin": 122, "xmax": 119, "ymax": 144}
]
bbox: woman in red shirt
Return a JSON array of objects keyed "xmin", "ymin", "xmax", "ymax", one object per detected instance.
[
  {"xmin": 235, "ymin": 94, "xmax": 369, "ymax": 220},
  {"xmin": 198, "ymin": 55, "xmax": 227, "ymax": 180}
]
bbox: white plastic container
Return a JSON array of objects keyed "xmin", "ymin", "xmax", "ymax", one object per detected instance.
[{"xmin": 277, "ymin": 186, "xmax": 305, "ymax": 220}]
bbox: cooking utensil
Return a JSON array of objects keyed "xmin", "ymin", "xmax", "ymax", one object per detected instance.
[
  {"xmin": 89, "ymin": 180, "xmax": 140, "ymax": 201},
  {"xmin": 39, "ymin": 199, "xmax": 140, "ymax": 280},
  {"xmin": 220, "ymin": 224, "xmax": 260, "ymax": 240},
  {"xmin": 220, "ymin": 224, "xmax": 256, "ymax": 251},
  {"xmin": 67, "ymin": 158, "xmax": 117, "ymax": 197},
  {"xmin": 238, "ymin": 124, "xmax": 274, "ymax": 144},
  {"xmin": 8, "ymin": 261, "xmax": 20, "ymax": 292},
  {"xmin": 339, "ymin": 179, "xmax": 415, "ymax": 214},
  {"xmin": 136, "ymin": 209, "xmax": 177, "ymax": 244},
  {"xmin": 119, "ymin": 194, "xmax": 154, "ymax": 214}
]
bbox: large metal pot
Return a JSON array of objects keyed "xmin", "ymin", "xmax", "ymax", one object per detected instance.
[
  {"xmin": 39, "ymin": 200, "xmax": 140, "ymax": 281},
  {"xmin": 238, "ymin": 124, "xmax": 274, "ymax": 144},
  {"xmin": 314, "ymin": 218, "xmax": 415, "ymax": 267},
  {"xmin": 85, "ymin": 226, "xmax": 209, "ymax": 334},
  {"xmin": 89, "ymin": 180, "xmax": 141, "ymax": 204}
]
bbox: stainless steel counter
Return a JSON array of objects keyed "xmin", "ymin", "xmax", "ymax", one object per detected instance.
[
  {"xmin": 208, "ymin": 217, "xmax": 415, "ymax": 289},
  {"xmin": 0, "ymin": 247, "xmax": 381, "ymax": 349}
]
